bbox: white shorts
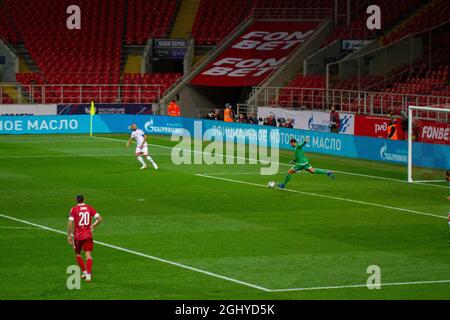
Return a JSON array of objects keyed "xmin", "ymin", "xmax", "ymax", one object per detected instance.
[{"xmin": 135, "ymin": 145, "xmax": 148, "ymax": 155}]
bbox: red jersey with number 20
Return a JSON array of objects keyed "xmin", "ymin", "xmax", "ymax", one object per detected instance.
[{"xmin": 69, "ymin": 203, "xmax": 99, "ymax": 240}]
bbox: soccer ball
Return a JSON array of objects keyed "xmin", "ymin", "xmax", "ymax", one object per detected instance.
[{"xmin": 267, "ymin": 181, "xmax": 277, "ymax": 189}]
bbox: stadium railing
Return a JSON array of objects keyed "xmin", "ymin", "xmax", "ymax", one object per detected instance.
[
  {"xmin": 251, "ymin": 86, "xmax": 450, "ymax": 117},
  {"xmin": 251, "ymin": 7, "xmax": 332, "ymax": 21},
  {"xmin": 0, "ymin": 84, "xmax": 163, "ymax": 104}
]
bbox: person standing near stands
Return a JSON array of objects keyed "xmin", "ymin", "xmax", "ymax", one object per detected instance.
[
  {"xmin": 224, "ymin": 103, "xmax": 234, "ymax": 122},
  {"xmin": 387, "ymin": 118, "xmax": 399, "ymax": 140},
  {"xmin": 168, "ymin": 100, "xmax": 181, "ymax": 117},
  {"xmin": 400, "ymin": 111, "xmax": 408, "ymax": 140},
  {"xmin": 329, "ymin": 107, "xmax": 341, "ymax": 133},
  {"xmin": 247, "ymin": 113, "xmax": 258, "ymax": 125}
]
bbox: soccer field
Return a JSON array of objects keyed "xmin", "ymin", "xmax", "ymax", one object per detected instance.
[{"xmin": 0, "ymin": 134, "xmax": 449, "ymax": 300}]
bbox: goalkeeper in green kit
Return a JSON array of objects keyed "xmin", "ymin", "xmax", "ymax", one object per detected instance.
[{"xmin": 278, "ymin": 137, "xmax": 335, "ymax": 189}]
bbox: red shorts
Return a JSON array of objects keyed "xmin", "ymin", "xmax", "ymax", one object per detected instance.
[{"xmin": 74, "ymin": 238, "xmax": 94, "ymax": 254}]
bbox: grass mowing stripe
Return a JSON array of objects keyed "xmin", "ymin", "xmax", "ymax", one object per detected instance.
[
  {"xmin": 2, "ymin": 214, "xmax": 448, "ymax": 294},
  {"xmin": 195, "ymin": 174, "xmax": 446, "ymax": 220},
  {"xmin": 0, "ymin": 213, "xmax": 271, "ymax": 292},
  {"xmin": 91, "ymin": 135, "xmax": 448, "ymax": 189}
]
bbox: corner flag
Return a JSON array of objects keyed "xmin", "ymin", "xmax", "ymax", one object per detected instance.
[
  {"xmin": 90, "ymin": 101, "xmax": 96, "ymax": 116},
  {"xmin": 89, "ymin": 101, "xmax": 96, "ymax": 136}
]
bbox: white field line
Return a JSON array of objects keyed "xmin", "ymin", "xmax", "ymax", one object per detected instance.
[
  {"xmin": 205, "ymin": 172, "xmax": 262, "ymax": 175},
  {"xmin": 1, "ymin": 212, "xmax": 449, "ymax": 293},
  {"xmin": 90, "ymin": 136, "xmax": 448, "ymax": 189},
  {"xmin": 0, "ymin": 213, "xmax": 270, "ymax": 292},
  {"xmin": 0, "ymin": 153, "xmax": 172, "ymax": 159},
  {"xmin": 195, "ymin": 174, "xmax": 447, "ymax": 220},
  {"xmin": 270, "ymin": 279, "xmax": 450, "ymax": 292},
  {"xmin": 0, "ymin": 225, "xmax": 42, "ymax": 230}
]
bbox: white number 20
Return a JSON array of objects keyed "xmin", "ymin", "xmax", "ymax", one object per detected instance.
[{"xmin": 78, "ymin": 212, "xmax": 90, "ymax": 226}]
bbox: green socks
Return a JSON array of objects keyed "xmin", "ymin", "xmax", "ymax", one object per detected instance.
[
  {"xmin": 314, "ymin": 168, "xmax": 328, "ymax": 175},
  {"xmin": 283, "ymin": 169, "xmax": 328, "ymax": 187},
  {"xmin": 283, "ymin": 174, "xmax": 292, "ymax": 185}
]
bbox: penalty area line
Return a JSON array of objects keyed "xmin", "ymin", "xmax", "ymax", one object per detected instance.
[
  {"xmin": 270, "ymin": 279, "xmax": 450, "ymax": 292},
  {"xmin": 195, "ymin": 174, "xmax": 447, "ymax": 220},
  {"xmin": 0, "ymin": 213, "xmax": 270, "ymax": 293}
]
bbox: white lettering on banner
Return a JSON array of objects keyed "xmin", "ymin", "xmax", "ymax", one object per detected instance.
[
  {"xmin": 28, "ymin": 120, "xmax": 39, "ymax": 130},
  {"xmin": 312, "ymin": 137, "xmax": 342, "ymax": 151},
  {"xmin": 49, "ymin": 120, "xmax": 58, "ymax": 130},
  {"xmin": 202, "ymin": 57, "xmax": 287, "ymax": 78},
  {"xmin": 39, "ymin": 121, "xmax": 48, "ymax": 130},
  {"xmin": 0, "ymin": 120, "xmax": 23, "ymax": 131},
  {"xmin": 59, "ymin": 120, "xmax": 68, "ymax": 129},
  {"xmin": 421, "ymin": 126, "xmax": 450, "ymax": 142},
  {"xmin": 375, "ymin": 122, "xmax": 388, "ymax": 134},
  {"xmin": 380, "ymin": 143, "xmax": 407, "ymax": 163},
  {"xmin": 234, "ymin": 30, "xmax": 313, "ymax": 50},
  {"xmin": 190, "ymin": 22, "xmax": 319, "ymax": 86},
  {"xmin": 69, "ymin": 120, "xmax": 78, "ymax": 129},
  {"xmin": 23, "ymin": 119, "xmax": 78, "ymax": 131}
]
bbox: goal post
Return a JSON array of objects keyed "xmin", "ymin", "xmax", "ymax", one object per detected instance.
[{"xmin": 408, "ymin": 105, "xmax": 450, "ymax": 184}]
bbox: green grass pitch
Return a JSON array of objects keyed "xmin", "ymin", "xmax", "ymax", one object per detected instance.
[{"xmin": 0, "ymin": 134, "xmax": 449, "ymax": 300}]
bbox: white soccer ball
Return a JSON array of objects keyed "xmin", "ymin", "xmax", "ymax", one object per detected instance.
[{"xmin": 267, "ymin": 181, "xmax": 277, "ymax": 189}]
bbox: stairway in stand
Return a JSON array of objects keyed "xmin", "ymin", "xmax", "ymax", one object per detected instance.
[{"xmin": 170, "ymin": 0, "xmax": 201, "ymax": 39}]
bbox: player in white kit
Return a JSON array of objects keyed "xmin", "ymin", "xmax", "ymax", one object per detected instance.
[{"xmin": 127, "ymin": 124, "xmax": 158, "ymax": 170}]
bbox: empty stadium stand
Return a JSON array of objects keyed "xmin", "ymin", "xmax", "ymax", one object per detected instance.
[
  {"xmin": 191, "ymin": 0, "xmax": 337, "ymax": 45},
  {"xmin": 126, "ymin": 0, "xmax": 178, "ymax": 45},
  {"xmin": 321, "ymin": 0, "xmax": 423, "ymax": 48},
  {"xmin": 0, "ymin": 92, "xmax": 13, "ymax": 104},
  {"xmin": 0, "ymin": 3, "xmax": 18, "ymax": 44},
  {"xmin": 4, "ymin": 0, "xmax": 124, "ymax": 85},
  {"xmin": 383, "ymin": 0, "xmax": 450, "ymax": 45}
]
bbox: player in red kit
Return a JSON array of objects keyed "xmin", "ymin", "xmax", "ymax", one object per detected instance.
[{"xmin": 67, "ymin": 195, "xmax": 103, "ymax": 282}]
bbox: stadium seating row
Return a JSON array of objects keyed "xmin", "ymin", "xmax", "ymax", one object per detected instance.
[
  {"xmin": 3, "ymin": 0, "xmax": 124, "ymax": 86},
  {"xmin": 0, "ymin": 92, "xmax": 13, "ymax": 104},
  {"xmin": 191, "ymin": 0, "xmax": 341, "ymax": 45},
  {"xmin": 126, "ymin": 0, "xmax": 177, "ymax": 44},
  {"xmin": 383, "ymin": 0, "xmax": 450, "ymax": 45},
  {"xmin": 0, "ymin": 0, "xmax": 177, "ymax": 46},
  {"xmin": 321, "ymin": 0, "xmax": 422, "ymax": 48}
]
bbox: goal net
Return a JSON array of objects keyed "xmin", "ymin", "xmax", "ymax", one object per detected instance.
[{"xmin": 408, "ymin": 105, "xmax": 450, "ymax": 184}]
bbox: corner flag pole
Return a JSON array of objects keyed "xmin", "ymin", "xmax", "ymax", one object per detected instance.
[{"xmin": 89, "ymin": 101, "xmax": 96, "ymax": 136}]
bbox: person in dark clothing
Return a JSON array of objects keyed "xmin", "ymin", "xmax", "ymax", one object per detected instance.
[
  {"xmin": 247, "ymin": 113, "xmax": 258, "ymax": 125},
  {"xmin": 329, "ymin": 107, "xmax": 341, "ymax": 133},
  {"xmin": 263, "ymin": 114, "xmax": 277, "ymax": 127},
  {"xmin": 284, "ymin": 118, "xmax": 294, "ymax": 129},
  {"xmin": 400, "ymin": 111, "xmax": 408, "ymax": 140}
]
